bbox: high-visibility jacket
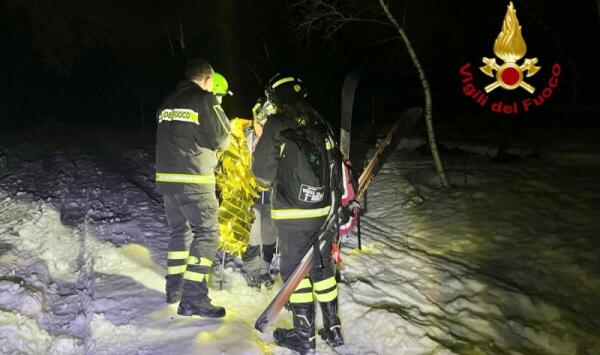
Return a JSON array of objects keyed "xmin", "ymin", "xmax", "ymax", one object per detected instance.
[
  {"xmin": 155, "ymin": 80, "xmax": 231, "ymax": 195},
  {"xmin": 252, "ymin": 110, "xmax": 332, "ymax": 221}
]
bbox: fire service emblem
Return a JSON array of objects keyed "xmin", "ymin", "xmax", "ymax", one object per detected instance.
[{"xmin": 459, "ymin": 2, "xmax": 561, "ymax": 115}]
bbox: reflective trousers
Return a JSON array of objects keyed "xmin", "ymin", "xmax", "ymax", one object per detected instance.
[{"xmin": 162, "ymin": 192, "xmax": 219, "ymax": 278}]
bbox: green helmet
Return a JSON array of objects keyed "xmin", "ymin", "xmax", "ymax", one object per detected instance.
[{"xmin": 213, "ymin": 72, "xmax": 233, "ymax": 96}]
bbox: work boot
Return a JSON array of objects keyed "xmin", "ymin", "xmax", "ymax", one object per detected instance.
[
  {"xmin": 260, "ymin": 272, "xmax": 275, "ymax": 289},
  {"xmin": 259, "ymin": 256, "xmax": 276, "ymax": 289},
  {"xmin": 273, "ymin": 303, "xmax": 315, "ymax": 354},
  {"xmin": 244, "ymin": 272, "xmax": 274, "ymax": 289},
  {"xmin": 165, "ymin": 274, "xmax": 183, "ymax": 304},
  {"xmin": 243, "ymin": 257, "xmax": 274, "ymax": 289},
  {"xmin": 177, "ymin": 280, "xmax": 225, "ymax": 318},
  {"xmin": 318, "ymin": 299, "xmax": 344, "ymax": 347}
]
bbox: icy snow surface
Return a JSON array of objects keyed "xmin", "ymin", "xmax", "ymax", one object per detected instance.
[{"xmin": 1, "ymin": 143, "xmax": 599, "ymax": 354}]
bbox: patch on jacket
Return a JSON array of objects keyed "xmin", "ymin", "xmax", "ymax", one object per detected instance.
[
  {"xmin": 158, "ymin": 109, "xmax": 199, "ymax": 125},
  {"xmin": 298, "ymin": 184, "xmax": 325, "ymax": 203}
]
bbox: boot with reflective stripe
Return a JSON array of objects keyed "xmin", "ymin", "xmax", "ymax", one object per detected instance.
[
  {"xmin": 177, "ymin": 279, "xmax": 225, "ymax": 318},
  {"xmin": 318, "ymin": 298, "xmax": 344, "ymax": 347},
  {"xmin": 273, "ymin": 303, "xmax": 316, "ymax": 354},
  {"xmin": 177, "ymin": 257, "xmax": 225, "ymax": 318},
  {"xmin": 165, "ymin": 251, "xmax": 188, "ymax": 304}
]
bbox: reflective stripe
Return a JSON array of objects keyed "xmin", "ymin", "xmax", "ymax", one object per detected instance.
[
  {"xmin": 325, "ymin": 138, "xmax": 332, "ymax": 150},
  {"xmin": 213, "ymin": 104, "xmax": 231, "ymax": 134},
  {"xmin": 168, "ymin": 251, "xmax": 189, "ymax": 260},
  {"xmin": 183, "ymin": 270, "xmax": 206, "ymax": 282},
  {"xmin": 296, "ymin": 278, "xmax": 312, "ymax": 291},
  {"xmin": 159, "ymin": 109, "xmax": 199, "ymax": 125},
  {"xmin": 156, "ymin": 173, "xmax": 215, "ymax": 184},
  {"xmin": 314, "ymin": 287, "xmax": 338, "ymax": 302},
  {"xmin": 187, "ymin": 256, "xmax": 214, "ymax": 267},
  {"xmin": 279, "ymin": 142, "xmax": 286, "ymax": 157},
  {"xmin": 313, "ymin": 277, "xmax": 336, "ymax": 291},
  {"xmin": 167, "ymin": 265, "xmax": 187, "ymax": 275},
  {"xmin": 272, "ymin": 77, "xmax": 294, "ymax": 89},
  {"xmin": 252, "ymin": 102, "xmax": 261, "ymax": 117},
  {"xmin": 271, "ymin": 206, "xmax": 331, "ymax": 220},
  {"xmin": 290, "ymin": 292, "xmax": 314, "ymax": 304}
]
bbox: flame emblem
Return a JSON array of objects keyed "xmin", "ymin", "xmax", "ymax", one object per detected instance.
[{"xmin": 480, "ymin": 2, "xmax": 540, "ymax": 94}]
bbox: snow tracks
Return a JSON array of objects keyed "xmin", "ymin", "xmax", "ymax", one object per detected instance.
[
  {"xmin": 0, "ymin": 147, "xmax": 182, "ymax": 353},
  {"xmin": 338, "ymin": 149, "xmax": 600, "ymax": 354}
]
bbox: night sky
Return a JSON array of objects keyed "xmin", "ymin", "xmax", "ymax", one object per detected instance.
[{"xmin": 1, "ymin": 0, "xmax": 599, "ymax": 140}]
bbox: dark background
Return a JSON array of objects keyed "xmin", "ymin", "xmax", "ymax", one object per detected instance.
[{"xmin": 1, "ymin": 0, "xmax": 599, "ymax": 145}]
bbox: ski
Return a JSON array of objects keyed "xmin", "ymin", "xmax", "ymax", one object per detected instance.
[
  {"xmin": 255, "ymin": 107, "xmax": 423, "ymax": 333},
  {"xmin": 339, "ymin": 68, "xmax": 361, "ymax": 160}
]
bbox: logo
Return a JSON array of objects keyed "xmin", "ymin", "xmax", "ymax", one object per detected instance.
[
  {"xmin": 299, "ymin": 184, "xmax": 324, "ymax": 203},
  {"xmin": 459, "ymin": 2, "xmax": 561, "ymax": 114}
]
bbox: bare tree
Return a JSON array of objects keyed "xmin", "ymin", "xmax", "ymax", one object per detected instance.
[
  {"xmin": 178, "ymin": 21, "xmax": 186, "ymax": 51},
  {"xmin": 293, "ymin": 0, "xmax": 450, "ymax": 187},
  {"xmin": 377, "ymin": 0, "xmax": 449, "ymax": 187}
]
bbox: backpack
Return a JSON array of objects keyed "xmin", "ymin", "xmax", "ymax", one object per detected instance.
[
  {"xmin": 328, "ymin": 143, "xmax": 359, "ymax": 265},
  {"xmin": 281, "ymin": 113, "xmax": 359, "ymax": 264}
]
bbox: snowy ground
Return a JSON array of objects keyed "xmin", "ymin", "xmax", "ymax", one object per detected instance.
[{"xmin": 1, "ymin": 138, "xmax": 599, "ymax": 354}]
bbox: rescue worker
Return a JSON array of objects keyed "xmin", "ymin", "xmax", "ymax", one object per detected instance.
[
  {"xmin": 155, "ymin": 58, "xmax": 231, "ymax": 318},
  {"xmin": 252, "ymin": 74, "xmax": 344, "ymax": 353},
  {"xmin": 241, "ymin": 98, "xmax": 278, "ymax": 289},
  {"xmin": 212, "ymin": 71, "xmax": 233, "ymax": 104}
]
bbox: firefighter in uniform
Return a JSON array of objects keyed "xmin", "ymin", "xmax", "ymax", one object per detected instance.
[
  {"xmin": 155, "ymin": 58, "xmax": 231, "ymax": 318},
  {"xmin": 252, "ymin": 74, "xmax": 344, "ymax": 352}
]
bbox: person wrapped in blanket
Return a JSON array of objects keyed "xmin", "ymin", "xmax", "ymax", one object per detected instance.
[
  {"xmin": 240, "ymin": 97, "xmax": 278, "ymax": 289},
  {"xmin": 213, "ymin": 82, "xmax": 278, "ymax": 289}
]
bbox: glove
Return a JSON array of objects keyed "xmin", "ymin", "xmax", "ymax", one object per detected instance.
[{"xmin": 252, "ymin": 96, "xmax": 276, "ymax": 125}]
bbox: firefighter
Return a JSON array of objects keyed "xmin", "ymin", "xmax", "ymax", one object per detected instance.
[
  {"xmin": 252, "ymin": 74, "xmax": 344, "ymax": 352},
  {"xmin": 212, "ymin": 71, "xmax": 233, "ymax": 104},
  {"xmin": 155, "ymin": 58, "xmax": 231, "ymax": 318}
]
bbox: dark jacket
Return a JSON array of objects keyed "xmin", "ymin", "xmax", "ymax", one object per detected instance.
[
  {"xmin": 155, "ymin": 80, "xmax": 231, "ymax": 195},
  {"xmin": 252, "ymin": 110, "xmax": 332, "ymax": 221}
]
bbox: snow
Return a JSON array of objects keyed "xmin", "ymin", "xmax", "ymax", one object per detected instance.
[{"xmin": 1, "ymin": 141, "xmax": 599, "ymax": 354}]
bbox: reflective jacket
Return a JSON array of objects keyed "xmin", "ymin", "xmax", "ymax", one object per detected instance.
[
  {"xmin": 252, "ymin": 111, "xmax": 332, "ymax": 221},
  {"xmin": 155, "ymin": 80, "xmax": 231, "ymax": 195}
]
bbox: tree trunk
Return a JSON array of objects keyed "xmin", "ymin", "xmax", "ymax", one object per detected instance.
[
  {"xmin": 178, "ymin": 21, "xmax": 186, "ymax": 51},
  {"xmin": 378, "ymin": 0, "xmax": 450, "ymax": 187},
  {"xmin": 164, "ymin": 24, "xmax": 174, "ymax": 57}
]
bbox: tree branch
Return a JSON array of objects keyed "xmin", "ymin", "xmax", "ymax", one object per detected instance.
[{"xmin": 292, "ymin": 0, "xmax": 385, "ymax": 41}]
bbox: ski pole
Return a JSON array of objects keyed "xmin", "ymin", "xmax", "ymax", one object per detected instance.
[
  {"xmin": 219, "ymin": 251, "xmax": 226, "ymax": 290},
  {"xmin": 357, "ymin": 212, "xmax": 362, "ymax": 250}
]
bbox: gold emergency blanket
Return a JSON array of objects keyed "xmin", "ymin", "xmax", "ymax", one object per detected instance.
[{"xmin": 216, "ymin": 118, "xmax": 259, "ymax": 256}]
